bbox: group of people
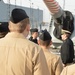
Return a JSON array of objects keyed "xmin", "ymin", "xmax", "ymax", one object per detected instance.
[
  {"xmin": 0, "ymin": 0, "xmax": 74, "ymax": 75},
  {"xmin": 43, "ymin": 0, "xmax": 75, "ymax": 74},
  {"xmin": 0, "ymin": 8, "xmax": 50, "ymax": 75},
  {"xmin": 28, "ymin": 26, "xmax": 75, "ymax": 75}
]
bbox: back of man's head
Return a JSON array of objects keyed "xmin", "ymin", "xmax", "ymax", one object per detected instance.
[
  {"xmin": 9, "ymin": 8, "xmax": 30, "ymax": 33},
  {"xmin": 39, "ymin": 29, "xmax": 52, "ymax": 47},
  {"xmin": 30, "ymin": 28, "xmax": 38, "ymax": 35}
]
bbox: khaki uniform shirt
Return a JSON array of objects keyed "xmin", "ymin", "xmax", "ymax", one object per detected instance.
[
  {"xmin": 43, "ymin": 49, "xmax": 63, "ymax": 75},
  {"xmin": 0, "ymin": 32, "xmax": 50, "ymax": 75},
  {"xmin": 60, "ymin": 64, "xmax": 75, "ymax": 75}
]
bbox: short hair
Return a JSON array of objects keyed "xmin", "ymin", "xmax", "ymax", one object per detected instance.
[
  {"xmin": 9, "ymin": 18, "xmax": 30, "ymax": 33},
  {"xmin": 39, "ymin": 30, "xmax": 52, "ymax": 47},
  {"xmin": 9, "ymin": 8, "xmax": 30, "ymax": 32},
  {"xmin": 39, "ymin": 39, "xmax": 51, "ymax": 47}
]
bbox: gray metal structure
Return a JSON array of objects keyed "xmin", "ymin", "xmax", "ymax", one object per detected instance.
[{"xmin": 0, "ymin": 0, "xmax": 43, "ymax": 28}]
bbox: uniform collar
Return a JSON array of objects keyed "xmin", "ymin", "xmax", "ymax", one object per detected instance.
[{"xmin": 5, "ymin": 32, "xmax": 26, "ymax": 39}]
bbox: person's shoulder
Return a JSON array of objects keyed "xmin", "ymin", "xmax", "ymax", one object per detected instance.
[
  {"xmin": 46, "ymin": 50, "xmax": 60, "ymax": 61},
  {"xmin": 66, "ymin": 38, "xmax": 73, "ymax": 44},
  {"xmin": 61, "ymin": 64, "xmax": 75, "ymax": 75},
  {"xmin": 18, "ymin": 38, "xmax": 43, "ymax": 55},
  {"xmin": 46, "ymin": 51, "xmax": 62, "ymax": 67},
  {"xmin": 23, "ymin": 38, "xmax": 36, "ymax": 45},
  {"xmin": 66, "ymin": 38, "xmax": 72, "ymax": 42},
  {"xmin": 0, "ymin": 37, "xmax": 5, "ymax": 42},
  {"xmin": 24, "ymin": 39, "xmax": 41, "ymax": 50},
  {"xmin": 50, "ymin": 51, "xmax": 59, "ymax": 57},
  {"xmin": 66, "ymin": 63, "xmax": 75, "ymax": 69}
]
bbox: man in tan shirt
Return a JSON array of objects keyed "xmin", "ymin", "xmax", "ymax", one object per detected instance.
[
  {"xmin": 0, "ymin": 8, "xmax": 50, "ymax": 75},
  {"xmin": 38, "ymin": 30, "xmax": 63, "ymax": 75},
  {"xmin": 60, "ymin": 64, "xmax": 75, "ymax": 75}
]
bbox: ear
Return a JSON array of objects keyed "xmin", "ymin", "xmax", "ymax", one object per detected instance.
[
  {"xmin": 50, "ymin": 41, "xmax": 52, "ymax": 45},
  {"xmin": 8, "ymin": 21, "xmax": 13, "ymax": 31},
  {"xmin": 37, "ymin": 40, "xmax": 40, "ymax": 45},
  {"xmin": 26, "ymin": 24, "xmax": 30, "ymax": 31},
  {"xmin": 8, "ymin": 24, "xmax": 10, "ymax": 30}
]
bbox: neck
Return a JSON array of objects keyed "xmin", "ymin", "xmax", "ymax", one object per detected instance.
[
  {"xmin": 40, "ymin": 45, "xmax": 50, "ymax": 50},
  {"xmin": 22, "ymin": 30, "xmax": 29, "ymax": 38}
]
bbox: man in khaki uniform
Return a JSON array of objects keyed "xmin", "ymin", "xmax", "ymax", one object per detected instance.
[
  {"xmin": 60, "ymin": 64, "xmax": 75, "ymax": 75},
  {"xmin": 38, "ymin": 30, "xmax": 63, "ymax": 75},
  {"xmin": 0, "ymin": 8, "xmax": 50, "ymax": 75}
]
